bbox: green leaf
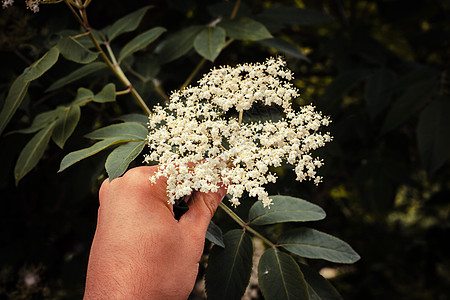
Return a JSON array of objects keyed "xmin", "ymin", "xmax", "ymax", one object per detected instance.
[
  {"xmin": 418, "ymin": 96, "xmax": 450, "ymax": 173},
  {"xmin": 259, "ymin": 38, "xmax": 310, "ymax": 62},
  {"xmin": 0, "ymin": 76, "xmax": 29, "ymax": 136},
  {"xmin": 298, "ymin": 264, "xmax": 343, "ymax": 300},
  {"xmin": 206, "ymin": 220, "xmax": 225, "ymax": 248},
  {"xmin": 57, "ymin": 37, "xmax": 98, "ymax": 64},
  {"xmin": 0, "ymin": 47, "xmax": 60, "ymax": 135},
  {"xmin": 219, "ymin": 17, "xmax": 272, "ymax": 41},
  {"xmin": 248, "ymin": 195, "xmax": 326, "ymax": 225},
  {"xmin": 46, "ymin": 62, "xmax": 107, "ymax": 92},
  {"xmin": 155, "ymin": 26, "xmax": 203, "ymax": 63},
  {"xmin": 381, "ymin": 78, "xmax": 438, "ymax": 133},
  {"xmin": 277, "ymin": 228, "xmax": 360, "ymax": 264},
  {"xmin": 118, "ymin": 113, "xmax": 149, "ymax": 125},
  {"xmin": 84, "ymin": 122, "xmax": 148, "ymax": 141},
  {"xmin": 364, "ymin": 69, "xmax": 396, "ymax": 119},
  {"xmin": 72, "ymin": 88, "xmax": 95, "ymax": 106},
  {"xmin": 320, "ymin": 70, "xmax": 370, "ymax": 106},
  {"xmin": 259, "ymin": 7, "xmax": 332, "ymax": 26},
  {"xmin": 9, "ymin": 106, "xmax": 65, "ymax": 135},
  {"xmin": 118, "ymin": 27, "xmax": 166, "ymax": 62},
  {"xmin": 52, "ymin": 105, "xmax": 81, "ymax": 148},
  {"xmin": 258, "ymin": 248, "xmax": 309, "ymax": 300},
  {"xmin": 105, "ymin": 141, "xmax": 146, "ymax": 180},
  {"xmin": 193, "ymin": 26, "xmax": 226, "ymax": 62},
  {"xmin": 93, "ymin": 83, "xmax": 116, "ymax": 103},
  {"xmin": 14, "ymin": 122, "xmax": 56, "ymax": 185},
  {"xmin": 385, "ymin": 67, "xmax": 439, "ymax": 93},
  {"xmin": 205, "ymin": 229, "xmax": 253, "ymax": 300},
  {"xmin": 106, "ymin": 5, "xmax": 153, "ymax": 41},
  {"xmin": 58, "ymin": 138, "xmax": 128, "ymax": 173},
  {"xmin": 22, "ymin": 47, "xmax": 60, "ymax": 81}
]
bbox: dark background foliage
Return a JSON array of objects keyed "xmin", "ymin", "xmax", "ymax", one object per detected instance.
[{"xmin": 1, "ymin": 0, "xmax": 449, "ymax": 299}]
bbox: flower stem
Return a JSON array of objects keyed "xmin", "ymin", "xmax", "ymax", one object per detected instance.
[
  {"xmin": 180, "ymin": 58, "xmax": 206, "ymax": 90},
  {"xmin": 219, "ymin": 202, "xmax": 275, "ymax": 247}
]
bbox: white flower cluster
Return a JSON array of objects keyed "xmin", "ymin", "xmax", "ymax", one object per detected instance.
[
  {"xmin": 2, "ymin": 0, "xmax": 39, "ymax": 12},
  {"xmin": 144, "ymin": 57, "xmax": 331, "ymax": 207}
]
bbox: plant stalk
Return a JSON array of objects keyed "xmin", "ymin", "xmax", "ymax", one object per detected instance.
[
  {"xmin": 64, "ymin": 0, "xmax": 151, "ymax": 115},
  {"xmin": 219, "ymin": 202, "xmax": 275, "ymax": 247},
  {"xmin": 180, "ymin": 58, "xmax": 206, "ymax": 90}
]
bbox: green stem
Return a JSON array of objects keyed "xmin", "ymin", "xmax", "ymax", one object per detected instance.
[
  {"xmin": 230, "ymin": 0, "xmax": 241, "ymax": 20},
  {"xmin": 180, "ymin": 58, "xmax": 206, "ymax": 90},
  {"xmin": 65, "ymin": 0, "xmax": 151, "ymax": 116},
  {"xmin": 89, "ymin": 35, "xmax": 151, "ymax": 115},
  {"xmin": 64, "ymin": 1, "xmax": 86, "ymax": 30},
  {"xmin": 153, "ymin": 81, "xmax": 170, "ymax": 103},
  {"xmin": 127, "ymin": 67, "xmax": 148, "ymax": 82},
  {"xmin": 219, "ymin": 202, "xmax": 275, "ymax": 247},
  {"xmin": 116, "ymin": 88, "xmax": 131, "ymax": 95},
  {"xmin": 72, "ymin": 31, "xmax": 90, "ymax": 39}
]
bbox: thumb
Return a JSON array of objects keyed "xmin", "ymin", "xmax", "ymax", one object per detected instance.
[{"xmin": 180, "ymin": 186, "xmax": 227, "ymax": 232}]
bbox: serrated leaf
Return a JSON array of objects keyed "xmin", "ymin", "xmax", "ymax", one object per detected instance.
[
  {"xmin": 259, "ymin": 38, "xmax": 310, "ymax": 62},
  {"xmin": 364, "ymin": 69, "xmax": 396, "ymax": 119},
  {"xmin": 219, "ymin": 17, "xmax": 272, "ymax": 41},
  {"xmin": 206, "ymin": 220, "xmax": 225, "ymax": 248},
  {"xmin": 72, "ymin": 88, "xmax": 95, "ymax": 106},
  {"xmin": 259, "ymin": 6, "xmax": 332, "ymax": 26},
  {"xmin": 205, "ymin": 229, "xmax": 253, "ymax": 300},
  {"xmin": 277, "ymin": 228, "xmax": 360, "ymax": 264},
  {"xmin": 118, "ymin": 27, "xmax": 166, "ymax": 62},
  {"xmin": 106, "ymin": 5, "xmax": 153, "ymax": 41},
  {"xmin": 0, "ymin": 47, "xmax": 59, "ymax": 135},
  {"xmin": 194, "ymin": 26, "xmax": 226, "ymax": 62},
  {"xmin": 258, "ymin": 248, "xmax": 309, "ymax": 300},
  {"xmin": 105, "ymin": 141, "xmax": 146, "ymax": 180},
  {"xmin": 14, "ymin": 122, "xmax": 56, "ymax": 185},
  {"xmin": 58, "ymin": 138, "xmax": 128, "ymax": 173},
  {"xmin": 57, "ymin": 37, "xmax": 98, "ymax": 64},
  {"xmin": 9, "ymin": 106, "xmax": 65, "ymax": 135},
  {"xmin": 248, "ymin": 195, "xmax": 326, "ymax": 225},
  {"xmin": 52, "ymin": 105, "xmax": 81, "ymax": 148},
  {"xmin": 418, "ymin": 96, "xmax": 450, "ymax": 173},
  {"xmin": 381, "ymin": 78, "xmax": 438, "ymax": 133},
  {"xmin": 46, "ymin": 62, "xmax": 107, "ymax": 92},
  {"xmin": 93, "ymin": 83, "xmax": 116, "ymax": 103},
  {"xmin": 155, "ymin": 26, "xmax": 203, "ymax": 63},
  {"xmin": 298, "ymin": 264, "xmax": 343, "ymax": 300},
  {"xmin": 85, "ymin": 122, "xmax": 148, "ymax": 141}
]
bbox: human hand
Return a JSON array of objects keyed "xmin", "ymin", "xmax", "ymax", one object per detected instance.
[{"xmin": 83, "ymin": 166, "xmax": 227, "ymax": 300}]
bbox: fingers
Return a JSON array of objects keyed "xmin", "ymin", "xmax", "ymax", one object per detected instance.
[
  {"xmin": 180, "ymin": 186, "xmax": 227, "ymax": 232},
  {"xmin": 98, "ymin": 166, "xmax": 174, "ymax": 217}
]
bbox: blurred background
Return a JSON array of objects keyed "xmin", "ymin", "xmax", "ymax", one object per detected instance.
[{"xmin": 1, "ymin": 0, "xmax": 449, "ymax": 299}]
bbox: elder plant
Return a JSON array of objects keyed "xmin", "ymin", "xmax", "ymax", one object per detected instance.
[
  {"xmin": 145, "ymin": 58, "xmax": 331, "ymax": 208},
  {"xmin": 1, "ymin": 1, "xmax": 359, "ymax": 299}
]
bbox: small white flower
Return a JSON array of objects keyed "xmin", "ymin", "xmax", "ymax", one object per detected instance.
[
  {"xmin": 146, "ymin": 57, "xmax": 331, "ymax": 207},
  {"xmin": 2, "ymin": 0, "xmax": 14, "ymax": 8}
]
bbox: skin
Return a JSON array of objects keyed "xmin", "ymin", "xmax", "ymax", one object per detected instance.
[{"xmin": 84, "ymin": 166, "xmax": 227, "ymax": 300}]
